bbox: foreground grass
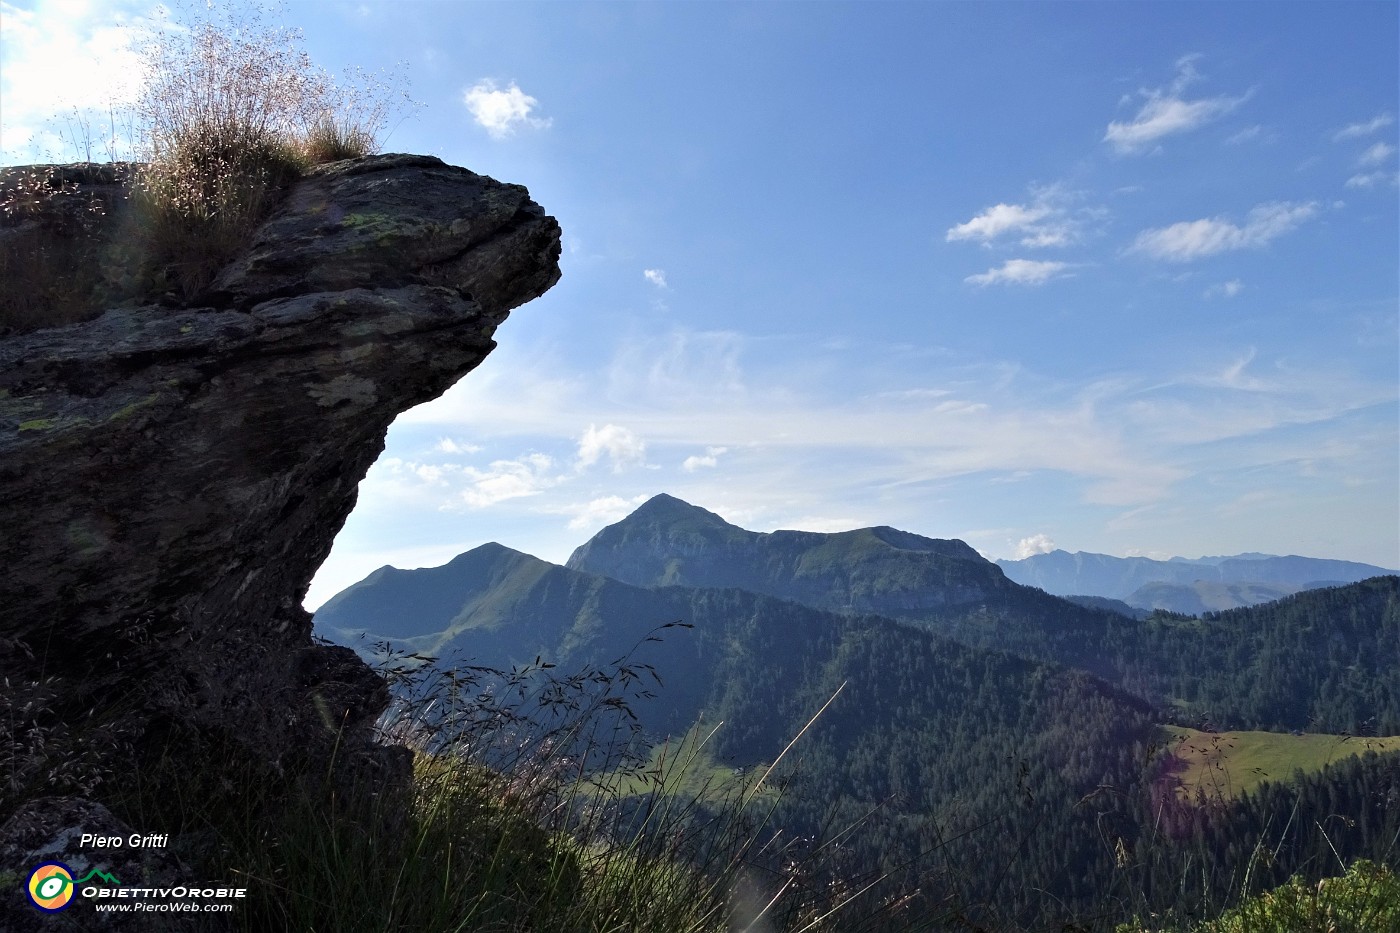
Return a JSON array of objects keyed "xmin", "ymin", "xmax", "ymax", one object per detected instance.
[
  {"xmin": 182, "ymin": 644, "xmax": 876, "ymax": 933},
  {"xmin": 1162, "ymin": 726, "xmax": 1400, "ymax": 800},
  {"xmin": 216, "ymin": 754, "xmax": 737, "ymax": 933},
  {"xmin": 603, "ymin": 722, "xmax": 774, "ymax": 804}
]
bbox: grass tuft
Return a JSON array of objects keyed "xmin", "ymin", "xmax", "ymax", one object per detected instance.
[{"xmin": 1, "ymin": 2, "xmax": 414, "ymax": 330}]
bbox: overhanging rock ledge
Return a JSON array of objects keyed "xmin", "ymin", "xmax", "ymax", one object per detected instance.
[{"xmin": 0, "ymin": 154, "xmax": 562, "ymax": 890}]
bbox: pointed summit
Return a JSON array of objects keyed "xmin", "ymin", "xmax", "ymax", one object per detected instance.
[
  {"xmin": 566, "ymin": 494, "xmax": 748, "ymax": 584},
  {"xmin": 568, "ymin": 494, "xmax": 1013, "ymax": 615},
  {"xmin": 627, "ymin": 493, "xmax": 735, "ymax": 528}
]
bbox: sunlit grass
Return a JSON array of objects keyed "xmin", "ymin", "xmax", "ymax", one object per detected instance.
[{"xmin": 1161, "ymin": 726, "xmax": 1400, "ymax": 800}]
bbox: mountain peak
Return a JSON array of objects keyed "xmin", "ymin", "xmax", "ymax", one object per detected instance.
[
  {"xmin": 628, "ymin": 494, "xmax": 735, "ymax": 527},
  {"xmin": 567, "ymin": 493, "xmax": 1011, "ymax": 614}
]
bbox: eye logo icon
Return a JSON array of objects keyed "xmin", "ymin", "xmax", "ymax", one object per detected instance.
[{"xmin": 27, "ymin": 862, "xmax": 76, "ymax": 912}]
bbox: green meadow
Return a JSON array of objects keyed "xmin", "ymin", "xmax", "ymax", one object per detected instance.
[{"xmin": 1163, "ymin": 726, "xmax": 1400, "ymax": 800}]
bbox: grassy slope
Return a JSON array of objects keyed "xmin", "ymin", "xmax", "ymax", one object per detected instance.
[
  {"xmin": 1162, "ymin": 725, "xmax": 1400, "ymax": 799},
  {"xmin": 602, "ymin": 724, "xmax": 775, "ymax": 802}
]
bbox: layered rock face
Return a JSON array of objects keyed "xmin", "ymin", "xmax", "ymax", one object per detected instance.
[{"xmin": 0, "ymin": 155, "xmax": 561, "ymax": 823}]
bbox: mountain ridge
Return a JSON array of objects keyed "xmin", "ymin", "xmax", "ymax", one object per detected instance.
[
  {"xmin": 319, "ymin": 494, "xmax": 1400, "ymax": 734},
  {"xmin": 997, "ymin": 547, "xmax": 1394, "ymax": 602},
  {"xmin": 566, "ymin": 494, "xmax": 1010, "ymax": 616}
]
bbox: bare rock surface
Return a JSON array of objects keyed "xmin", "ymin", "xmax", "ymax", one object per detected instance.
[{"xmin": 0, "ymin": 155, "xmax": 560, "ymax": 837}]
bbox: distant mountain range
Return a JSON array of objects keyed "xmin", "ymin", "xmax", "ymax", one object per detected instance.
[
  {"xmin": 319, "ymin": 493, "xmax": 1400, "ymax": 735},
  {"xmin": 312, "ymin": 494, "xmax": 1400, "ymax": 926},
  {"xmin": 314, "ymin": 532, "xmax": 1155, "ymax": 758},
  {"xmin": 996, "ymin": 548, "xmax": 1394, "ymax": 612}
]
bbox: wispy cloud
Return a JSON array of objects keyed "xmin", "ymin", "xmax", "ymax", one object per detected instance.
[
  {"xmin": 1209, "ymin": 348, "xmax": 1268, "ymax": 391},
  {"xmin": 965, "ymin": 259, "xmax": 1071, "ymax": 286},
  {"xmin": 643, "ymin": 268, "xmax": 668, "ymax": 288},
  {"xmin": 1332, "ymin": 113, "xmax": 1394, "ymax": 141},
  {"xmin": 404, "ymin": 330, "xmax": 1192, "ymax": 507},
  {"xmin": 436, "ymin": 437, "xmax": 482, "ymax": 455},
  {"xmin": 375, "ymin": 453, "xmax": 564, "ymax": 509},
  {"xmin": 456, "ymin": 453, "xmax": 559, "ymax": 507},
  {"xmin": 1226, "ymin": 125, "xmax": 1268, "ymax": 145},
  {"xmin": 1104, "ymin": 55, "xmax": 1248, "ymax": 154},
  {"xmin": 946, "ymin": 185, "xmax": 1088, "ymax": 248},
  {"xmin": 548, "ymin": 495, "xmax": 649, "ymax": 531},
  {"xmin": 1204, "ymin": 280, "xmax": 1244, "ymax": 299},
  {"xmin": 682, "ymin": 446, "xmax": 728, "ymax": 472},
  {"xmin": 463, "ymin": 79, "xmax": 551, "ymax": 139},
  {"xmin": 1345, "ymin": 170, "xmax": 1399, "ymax": 189},
  {"xmin": 1344, "ymin": 143, "xmax": 1400, "ymax": 187},
  {"xmin": 1358, "ymin": 141, "xmax": 1396, "ymax": 166},
  {"xmin": 383, "ymin": 307, "xmax": 1396, "ymax": 557},
  {"xmin": 948, "ymin": 203, "xmax": 1054, "ymax": 244},
  {"xmin": 1130, "ymin": 201, "xmax": 1318, "ymax": 261},
  {"xmin": 608, "ymin": 329, "xmax": 748, "ymax": 403}
]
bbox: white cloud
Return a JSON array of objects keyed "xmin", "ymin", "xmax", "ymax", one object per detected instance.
[
  {"xmin": 1332, "ymin": 113, "xmax": 1395, "ymax": 141},
  {"xmin": 1104, "ymin": 57, "xmax": 1247, "ymax": 154},
  {"xmin": 1204, "ymin": 280, "xmax": 1244, "ymax": 299},
  {"xmin": 965, "ymin": 259, "xmax": 1071, "ymax": 287},
  {"xmin": 947, "ymin": 203, "xmax": 1053, "ymax": 244},
  {"xmin": 1014, "ymin": 533, "xmax": 1057, "ymax": 559},
  {"xmin": 1129, "ymin": 201, "xmax": 1318, "ymax": 261},
  {"xmin": 550, "ymin": 495, "xmax": 650, "ymax": 531},
  {"xmin": 682, "ymin": 446, "xmax": 728, "ymax": 472},
  {"xmin": 375, "ymin": 453, "xmax": 563, "ymax": 508},
  {"xmin": 463, "ymin": 79, "xmax": 550, "ymax": 139},
  {"xmin": 643, "ymin": 269, "xmax": 668, "ymax": 288},
  {"xmin": 946, "ymin": 185, "xmax": 1088, "ymax": 248},
  {"xmin": 576, "ymin": 423, "xmax": 647, "ymax": 472},
  {"xmin": 1358, "ymin": 141, "xmax": 1396, "ymax": 166},
  {"xmin": 457, "ymin": 453, "xmax": 559, "ymax": 507},
  {"xmin": 436, "ymin": 437, "xmax": 482, "ymax": 455},
  {"xmin": 1212, "ymin": 348, "xmax": 1267, "ymax": 391},
  {"xmin": 0, "ymin": 1, "xmax": 152, "ymax": 162},
  {"xmin": 1345, "ymin": 171, "xmax": 1399, "ymax": 189}
]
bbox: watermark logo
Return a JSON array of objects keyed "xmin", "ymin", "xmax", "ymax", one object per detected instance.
[
  {"xmin": 25, "ymin": 863, "xmax": 122, "ymax": 913},
  {"xmin": 27, "ymin": 863, "xmax": 75, "ymax": 912}
]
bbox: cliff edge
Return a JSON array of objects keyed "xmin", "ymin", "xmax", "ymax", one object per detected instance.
[{"xmin": 0, "ymin": 154, "xmax": 561, "ymax": 913}]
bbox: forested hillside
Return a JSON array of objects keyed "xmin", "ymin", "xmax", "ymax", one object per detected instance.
[
  {"xmin": 565, "ymin": 496, "xmax": 1400, "ymax": 733},
  {"xmin": 317, "ymin": 544, "xmax": 1164, "ymax": 925},
  {"xmin": 314, "ymin": 497, "xmax": 1400, "ymax": 928}
]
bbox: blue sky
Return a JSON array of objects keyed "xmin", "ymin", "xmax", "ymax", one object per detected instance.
[{"xmin": 3, "ymin": 1, "xmax": 1397, "ymax": 608}]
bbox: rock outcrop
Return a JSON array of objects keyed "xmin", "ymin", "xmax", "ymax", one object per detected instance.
[{"xmin": 0, "ymin": 154, "xmax": 560, "ymax": 864}]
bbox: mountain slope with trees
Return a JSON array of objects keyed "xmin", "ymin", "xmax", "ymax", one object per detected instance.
[
  {"xmin": 564, "ymin": 496, "xmax": 1400, "ymax": 733},
  {"xmin": 315, "ymin": 542, "xmax": 1167, "ymax": 925},
  {"xmin": 314, "ymin": 495, "xmax": 1400, "ymax": 928}
]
